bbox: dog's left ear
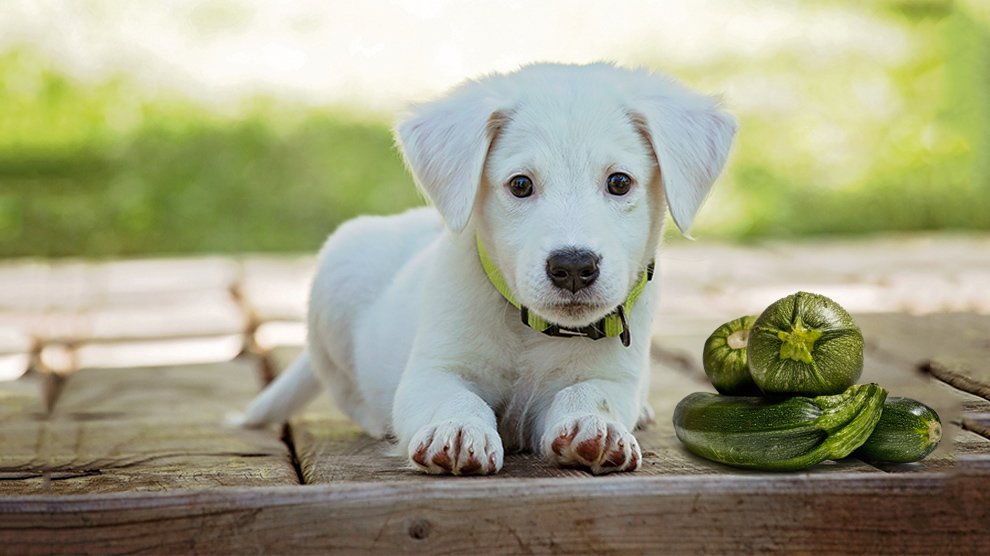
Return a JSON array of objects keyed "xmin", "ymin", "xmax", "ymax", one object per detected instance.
[
  {"xmin": 395, "ymin": 80, "xmax": 507, "ymax": 232},
  {"xmin": 629, "ymin": 76, "xmax": 737, "ymax": 235}
]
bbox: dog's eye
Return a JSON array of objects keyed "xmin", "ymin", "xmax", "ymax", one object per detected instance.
[
  {"xmin": 606, "ymin": 173, "xmax": 633, "ymax": 196},
  {"xmin": 508, "ymin": 175, "xmax": 534, "ymax": 198}
]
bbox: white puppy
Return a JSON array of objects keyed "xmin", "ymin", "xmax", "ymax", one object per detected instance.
[{"xmin": 241, "ymin": 63, "xmax": 735, "ymax": 475}]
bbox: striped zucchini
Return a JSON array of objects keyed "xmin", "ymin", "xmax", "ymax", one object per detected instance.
[
  {"xmin": 747, "ymin": 291, "xmax": 864, "ymax": 396},
  {"xmin": 854, "ymin": 397, "xmax": 942, "ymax": 463},
  {"xmin": 702, "ymin": 315, "xmax": 761, "ymax": 396},
  {"xmin": 673, "ymin": 383, "xmax": 887, "ymax": 471}
]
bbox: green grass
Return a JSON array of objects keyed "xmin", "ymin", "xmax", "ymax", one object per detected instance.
[
  {"xmin": 683, "ymin": 2, "xmax": 990, "ymax": 239},
  {"xmin": 1, "ymin": 2, "xmax": 988, "ymax": 258},
  {"xmin": 0, "ymin": 50, "xmax": 421, "ymax": 257}
]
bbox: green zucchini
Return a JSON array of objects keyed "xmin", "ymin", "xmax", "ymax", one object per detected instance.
[
  {"xmin": 854, "ymin": 397, "xmax": 942, "ymax": 463},
  {"xmin": 702, "ymin": 315, "xmax": 761, "ymax": 395},
  {"xmin": 748, "ymin": 291, "xmax": 864, "ymax": 396},
  {"xmin": 673, "ymin": 383, "xmax": 887, "ymax": 471}
]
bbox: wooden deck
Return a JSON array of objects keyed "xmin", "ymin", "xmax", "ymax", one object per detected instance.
[{"xmin": 1, "ymin": 235, "xmax": 989, "ymax": 554}]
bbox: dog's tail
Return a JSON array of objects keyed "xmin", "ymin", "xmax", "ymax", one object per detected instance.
[{"xmin": 236, "ymin": 351, "xmax": 320, "ymax": 428}]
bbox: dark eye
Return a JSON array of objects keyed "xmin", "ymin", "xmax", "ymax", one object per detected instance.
[
  {"xmin": 508, "ymin": 175, "xmax": 534, "ymax": 198},
  {"xmin": 606, "ymin": 172, "xmax": 633, "ymax": 196}
]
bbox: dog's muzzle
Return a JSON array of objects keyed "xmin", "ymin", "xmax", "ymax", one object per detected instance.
[{"xmin": 477, "ymin": 235, "xmax": 654, "ymax": 348}]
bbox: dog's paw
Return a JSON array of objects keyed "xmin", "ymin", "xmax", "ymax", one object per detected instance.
[
  {"xmin": 408, "ymin": 419, "xmax": 504, "ymax": 475},
  {"xmin": 541, "ymin": 415, "xmax": 641, "ymax": 475}
]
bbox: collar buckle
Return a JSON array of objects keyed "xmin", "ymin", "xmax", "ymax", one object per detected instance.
[
  {"xmin": 616, "ymin": 305, "xmax": 631, "ymax": 347},
  {"xmin": 529, "ymin": 306, "xmax": 630, "ymax": 346}
]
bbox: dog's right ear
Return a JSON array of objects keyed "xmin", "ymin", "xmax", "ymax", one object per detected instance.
[{"xmin": 395, "ymin": 81, "xmax": 507, "ymax": 232}]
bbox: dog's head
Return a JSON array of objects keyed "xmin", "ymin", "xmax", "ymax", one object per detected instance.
[{"xmin": 396, "ymin": 63, "xmax": 735, "ymax": 328}]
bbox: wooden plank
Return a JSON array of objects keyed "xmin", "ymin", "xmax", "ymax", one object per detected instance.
[
  {"xmin": 238, "ymin": 256, "xmax": 313, "ymax": 322},
  {"xmin": 84, "ymin": 293, "xmax": 245, "ymax": 342},
  {"xmin": 0, "ymin": 358, "xmax": 298, "ymax": 494},
  {"xmin": 858, "ymin": 313, "xmax": 990, "ymax": 365},
  {"xmin": 17, "ymin": 288, "xmax": 247, "ymax": 343},
  {"xmin": 0, "ymin": 258, "xmax": 245, "ymax": 374},
  {"xmin": 1, "ymin": 471, "xmax": 988, "ymax": 555},
  {"xmin": 0, "ymin": 258, "xmax": 240, "ymax": 311},
  {"xmin": 95, "ymin": 257, "xmax": 239, "ymax": 303},
  {"xmin": 69, "ymin": 334, "xmax": 245, "ymax": 371},
  {"xmin": 0, "ymin": 373, "xmax": 44, "ymax": 421},
  {"xmin": 927, "ymin": 358, "xmax": 990, "ymax": 403},
  {"xmin": 656, "ymin": 235, "xmax": 990, "ymax": 324},
  {"xmin": 962, "ymin": 412, "xmax": 990, "ymax": 441}
]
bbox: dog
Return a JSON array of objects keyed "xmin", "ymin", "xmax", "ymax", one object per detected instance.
[{"xmin": 240, "ymin": 62, "xmax": 735, "ymax": 475}]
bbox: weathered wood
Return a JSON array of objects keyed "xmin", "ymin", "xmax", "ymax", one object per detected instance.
[
  {"xmin": 0, "ymin": 241, "xmax": 987, "ymax": 552},
  {"xmin": 0, "ymin": 258, "xmax": 245, "ymax": 375},
  {"xmin": 0, "ymin": 258, "xmax": 240, "ymax": 311},
  {"xmin": 1, "ymin": 471, "xmax": 988, "ymax": 555},
  {"xmin": 963, "ymin": 413, "xmax": 990, "ymax": 440},
  {"xmin": 238, "ymin": 256, "xmax": 314, "ymax": 322},
  {"xmin": 70, "ymin": 334, "xmax": 246, "ymax": 372},
  {"xmin": 0, "ymin": 373, "xmax": 44, "ymax": 420},
  {"xmin": 0, "ymin": 358, "xmax": 298, "ymax": 494},
  {"xmin": 927, "ymin": 358, "xmax": 990, "ymax": 404},
  {"xmin": 5, "ymin": 295, "xmax": 246, "ymax": 372},
  {"xmin": 858, "ymin": 313, "xmax": 990, "ymax": 367},
  {"xmin": 83, "ymin": 293, "xmax": 245, "ymax": 343}
]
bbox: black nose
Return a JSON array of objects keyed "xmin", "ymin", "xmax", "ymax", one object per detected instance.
[{"xmin": 546, "ymin": 249, "xmax": 600, "ymax": 293}]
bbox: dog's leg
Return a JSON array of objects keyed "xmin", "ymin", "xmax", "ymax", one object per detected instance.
[
  {"xmin": 393, "ymin": 368, "xmax": 503, "ymax": 475},
  {"xmin": 536, "ymin": 379, "xmax": 642, "ymax": 475}
]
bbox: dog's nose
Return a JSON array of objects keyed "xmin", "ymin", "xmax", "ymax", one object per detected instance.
[{"xmin": 546, "ymin": 249, "xmax": 600, "ymax": 293}]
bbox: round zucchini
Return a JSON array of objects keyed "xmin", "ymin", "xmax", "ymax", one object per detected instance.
[
  {"xmin": 702, "ymin": 315, "xmax": 760, "ymax": 395},
  {"xmin": 855, "ymin": 397, "xmax": 942, "ymax": 463},
  {"xmin": 747, "ymin": 291, "xmax": 864, "ymax": 396}
]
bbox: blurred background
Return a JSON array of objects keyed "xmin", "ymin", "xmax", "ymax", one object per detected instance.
[
  {"xmin": 1, "ymin": 0, "xmax": 988, "ymax": 259},
  {"xmin": 1, "ymin": 2, "xmax": 988, "ymax": 480}
]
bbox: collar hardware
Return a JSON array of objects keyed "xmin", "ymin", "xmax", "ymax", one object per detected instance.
[{"xmin": 478, "ymin": 236, "xmax": 652, "ymax": 348}]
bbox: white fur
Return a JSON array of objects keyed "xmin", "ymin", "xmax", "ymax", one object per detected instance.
[{"xmin": 241, "ymin": 63, "xmax": 735, "ymax": 475}]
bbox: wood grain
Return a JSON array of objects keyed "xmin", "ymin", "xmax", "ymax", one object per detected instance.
[
  {"xmin": 927, "ymin": 358, "xmax": 990, "ymax": 404},
  {"xmin": 1, "ymin": 471, "xmax": 988, "ymax": 555},
  {"xmin": 858, "ymin": 313, "xmax": 990, "ymax": 400},
  {"xmin": 0, "ymin": 358, "xmax": 298, "ymax": 494},
  {"xmin": 963, "ymin": 413, "xmax": 990, "ymax": 440},
  {"xmin": 238, "ymin": 256, "xmax": 314, "ymax": 322}
]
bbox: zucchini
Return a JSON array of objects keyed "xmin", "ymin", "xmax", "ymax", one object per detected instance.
[
  {"xmin": 673, "ymin": 383, "xmax": 887, "ymax": 471},
  {"xmin": 702, "ymin": 315, "xmax": 761, "ymax": 395},
  {"xmin": 748, "ymin": 291, "xmax": 864, "ymax": 396},
  {"xmin": 854, "ymin": 397, "xmax": 942, "ymax": 463}
]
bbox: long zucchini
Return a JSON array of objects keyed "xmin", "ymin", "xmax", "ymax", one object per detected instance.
[
  {"xmin": 673, "ymin": 383, "xmax": 887, "ymax": 471},
  {"xmin": 854, "ymin": 397, "xmax": 941, "ymax": 463}
]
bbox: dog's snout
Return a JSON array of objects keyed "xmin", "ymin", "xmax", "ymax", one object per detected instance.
[{"xmin": 546, "ymin": 249, "xmax": 600, "ymax": 293}]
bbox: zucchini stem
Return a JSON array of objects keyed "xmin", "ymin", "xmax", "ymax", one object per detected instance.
[
  {"xmin": 726, "ymin": 329, "xmax": 749, "ymax": 350},
  {"xmin": 777, "ymin": 316, "xmax": 823, "ymax": 364}
]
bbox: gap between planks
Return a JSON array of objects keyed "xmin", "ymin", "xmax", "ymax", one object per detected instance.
[{"xmin": 252, "ymin": 344, "xmax": 307, "ymax": 485}]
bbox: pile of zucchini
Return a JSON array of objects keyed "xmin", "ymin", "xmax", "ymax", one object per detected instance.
[{"xmin": 674, "ymin": 291, "xmax": 942, "ymax": 471}]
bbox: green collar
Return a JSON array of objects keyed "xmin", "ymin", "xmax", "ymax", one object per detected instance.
[{"xmin": 476, "ymin": 235, "xmax": 653, "ymax": 347}]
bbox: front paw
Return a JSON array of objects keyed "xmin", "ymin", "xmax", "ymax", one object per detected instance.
[
  {"xmin": 408, "ymin": 419, "xmax": 504, "ymax": 475},
  {"xmin": 541, "ymin": 415, "xmax": 641, "ymax": 475}
]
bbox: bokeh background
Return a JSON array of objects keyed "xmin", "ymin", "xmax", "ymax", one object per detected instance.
[{"xmin": 1, "ymin": 0, "xmax": 988, "ymax": 258}]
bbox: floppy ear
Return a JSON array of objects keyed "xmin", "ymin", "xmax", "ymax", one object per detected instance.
[
  {"xmin": 630, "ymin": 77, "xmax": 737, "ymax": 235},
  {"xmin": 394, "ymin": 81, "xmax": 507, "ymax": 232}
]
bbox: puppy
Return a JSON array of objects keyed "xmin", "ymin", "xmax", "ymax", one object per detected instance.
[{"xmin": 241, "ymin": 63, "xmax": 735, "ymax": 475}]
